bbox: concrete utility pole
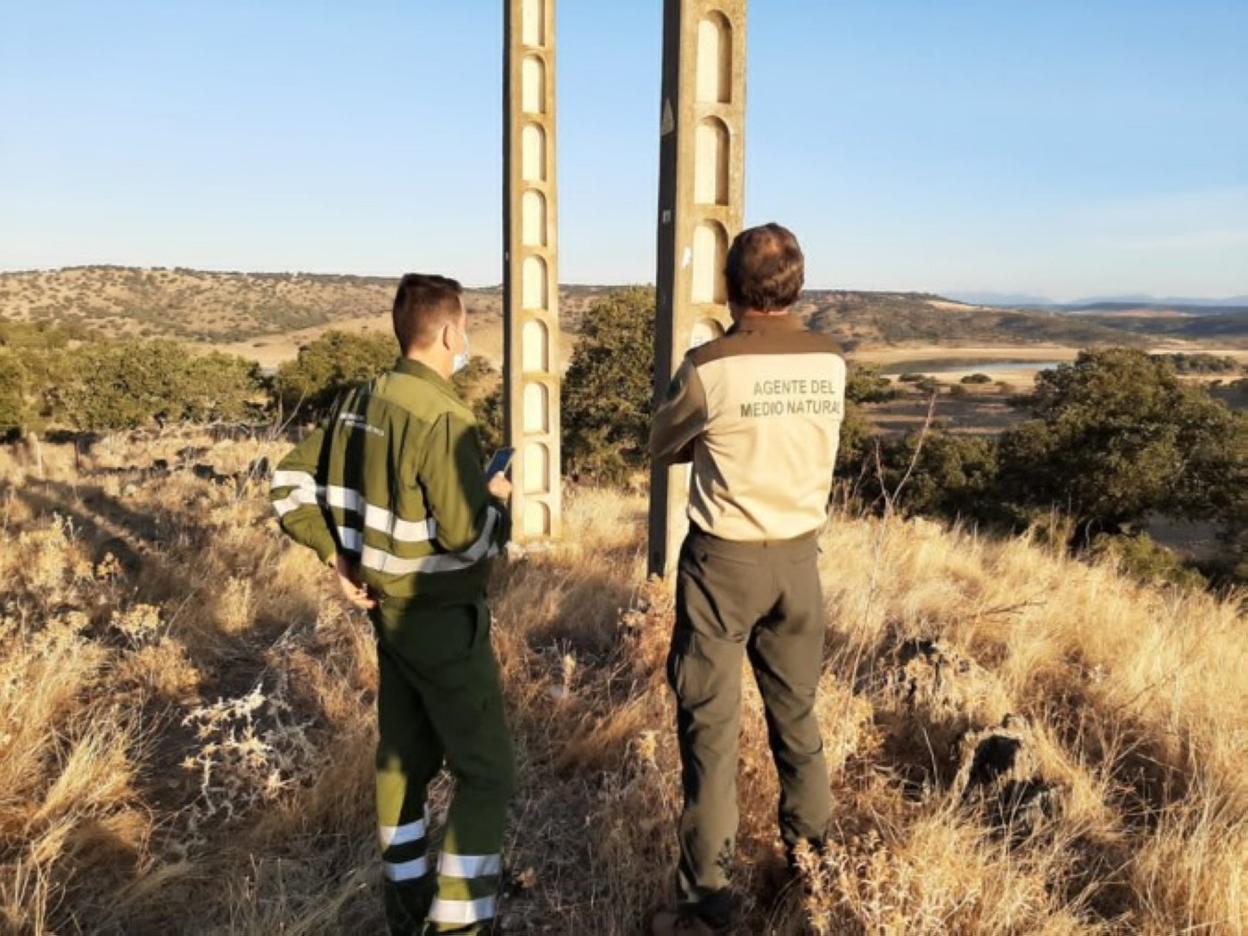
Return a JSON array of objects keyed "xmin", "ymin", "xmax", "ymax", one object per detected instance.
[
  {"xmin": 504, "ymin": 0, "xmax": 562, "ymax": 540},
  {"xmin": 648, "ymin": 0, "xmax": 748, "ymax": 577}
]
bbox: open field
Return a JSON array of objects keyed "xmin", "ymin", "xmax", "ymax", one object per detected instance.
[
  {"xmin": 851, "ymin": 345, "xmax": 1248, "ymax": 388},
  {"xmin": 1, "ymin": 432, "xmax": 1244, "ymax": 934}
]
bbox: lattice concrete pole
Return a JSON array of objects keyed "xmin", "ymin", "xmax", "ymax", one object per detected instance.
[
  {"xmin": 504, "ymin": 0, "xmax": 562, "ymax": 540},
  {"xmin": 648, "ymin": 0, "xmax": 748, "ymax": 577}
]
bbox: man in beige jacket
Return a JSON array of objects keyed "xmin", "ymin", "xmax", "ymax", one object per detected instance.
[{"xmin": 649, "ymin": 224, "xmax": 847, "ymax": 935}]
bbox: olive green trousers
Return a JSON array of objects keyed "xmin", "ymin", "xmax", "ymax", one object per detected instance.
[
  {"xmin": 371, "ymin": 599, "xmax": 515, "ymax": 935},
  {"xmin": 667, "ymin": 527, "xmax": 832, "ymax": 923}
]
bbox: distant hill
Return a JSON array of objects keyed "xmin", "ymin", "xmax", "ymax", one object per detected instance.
[
  {"xmin": 3, "ymin": 266, "xmax": 1245, "ymax": 353},
  {"xmin": 794, "ymin": 290, "xmax": 1153, "ymax": 349},
  {"xmin": 950, "ymin": 291, "xmax": 1248, "ymax": 311},
  {"xmin": 946, "ymin": 291, "xmax": 1057, "ymax": 307},
  {"xmin": 1062, "ymin": 301, "xmax": 1248, "ymax": 317},
  {"xmin": 1064, "ymin": 293, "xmax": 1248, "ymax": 308},
  {"xmin": 1076, "ymin": 310, "xmax": 1248, "ymax": 341},
  {"xmin": 0, "ymin": 266, "xmax": 608, "ymax": 345},
  {"xmin": 0, "ymin": 266, "xmax": 401, "ymax": 342}
]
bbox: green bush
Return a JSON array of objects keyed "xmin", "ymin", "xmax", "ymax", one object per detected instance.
[
  {"xmin": 845, "ymin": 364, "xmax": 897, "ymax": 403},
  {"xmin": 997, "ymin": 348, "xmax": 1248, "ymax": 535},
  {"xmin": 1152, "ymin": 352, "xmax": 1240, "ymax": 374},
  {"xmin": 275, "ymin": 331, "xmax": 395, "ymax": 419},
  {"xmin": 0, "ymin": 347, "xmax": 29, "ymax": 435},
  {"xmin": 865, "ymin": 431, "xmax": 1004, "ymax": 523},
  {"xmin": 45, "ymin": 340, "xmax": 264, "ymax": 430},
  {"xmin": 562, "ymin": 288, "xmax": 654, "ymax": 484},
  {"xmin": 181, "ymin": 352, "xmax": 265, "ymax": 423},
  {"xmin": 833, "ymin": 401, "xmax": 873, "ymax": 479},
  {"xmin": 961, "ymin": 372, "xmax": 993, "ymax": 384},
  {"xmin": 1087, "ymin": 533, "xmax": 1206, "ymax": 589},
  {"xmin": 452, "ymin": 355, "xmax": 504, "ymax": 454},
  {"xmin": 897, "ymin": 372, "xmax": 925, "ymax": 383}
]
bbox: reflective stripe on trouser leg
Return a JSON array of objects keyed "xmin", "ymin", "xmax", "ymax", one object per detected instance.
[
  {"xmin": 376, "ymin": 639, "xmax": 444, "ymax": 933},
  {"xmin": 411, "ymin": 603, "xmax": 515, "ymax": 933},
  {"xmin": 427, "ymin": 852, "xmax": 502, "ymax": 926},
  {"xmin": 379, "ymin": 804, "xmax": 432, "ymax": 882}
]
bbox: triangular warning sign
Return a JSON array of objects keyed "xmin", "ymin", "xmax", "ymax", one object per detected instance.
[{"xmin": 661, "ymin": 99, "xmax": 675, "ymax": 136}]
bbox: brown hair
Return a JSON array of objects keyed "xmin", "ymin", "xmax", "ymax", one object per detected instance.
[
  {"xmin": 724, "ymin": 223, "xmax": 805, "ymax": 312},
  {"xmin": 392, "ymin": 273, "xmax": 464, "ymax": 353}
]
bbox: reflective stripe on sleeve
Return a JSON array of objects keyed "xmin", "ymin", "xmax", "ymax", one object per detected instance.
[
  {"xmin": 360, "ymin": 507, "xmax": 499, "ymax": 575},
  {"xmin": 272, "ymin": 483, "xmax": 437, "ymax": 544}
]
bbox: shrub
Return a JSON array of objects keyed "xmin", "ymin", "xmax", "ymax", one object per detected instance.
[
  {"xmin": 998, "ymin": 348, "xmax": 1248, "ymax": 536},
  {"xmin": 1152, "ymin": 352, "xmax": 1240, "ymax": 374},
  {"xmin": 49, "ymin": 341, "xmax": 185, "ymax": 430},
  {"xmin": 452, "ymin": 355, "xmax": 504, "ymax": 454},
  {"xmin": 867, "ymin": 431, "xmax": 1005, "ymax": 524},
  {"xmin": 845, "ymin": 364, "xmax": 897, "ymax": 403},
  {"xmin": 274, "ymin": 331, "xmax": 395, "ymax": 419},
  {"xmin": 0, "ymin": 347, "xmax": 28, "ymax": 435},
  {"xmin": 181, "ymin": 352, "xmax": 265, "ymax": 423},
  {"xmin": 1088, "ymin": 533, "xmax": 1207, "ymax": 589},
  {"xmin": 961, "ymin": 372, "xmax": 993, "ymax": 384},
  {"xmin": 43, "ymin": 341, "xmax": 263, "ymax": 430},
  {"xmin": 562, "ymin": 288, "xmax": 654, "ymax": 484},
  {"xmin": 835, "ymin": 399, "xmax": 874, "ymax": 477}
]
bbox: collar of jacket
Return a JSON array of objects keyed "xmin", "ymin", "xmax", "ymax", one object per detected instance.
[
  {"xmin": 728, "ymin": 313, "xmax": 803, "ymax": 335},
  {"xmin": 393, "ymin": 357, "xmax": 458, "ymax": 395}
]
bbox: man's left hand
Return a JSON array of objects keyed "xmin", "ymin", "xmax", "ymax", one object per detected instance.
[{"xmin": 334, "ymin": 553, "xmax": 377, "ymax": 610}]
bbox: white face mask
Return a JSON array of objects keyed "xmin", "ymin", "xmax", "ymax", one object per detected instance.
[{"xmin": 452, "ymin": 325, "xmax": 470, "ymax": 375}]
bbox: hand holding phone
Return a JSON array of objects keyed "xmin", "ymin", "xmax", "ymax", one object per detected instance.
[
  {"xmin": 486, "ymin": 447, "xmax": 515, "ymax": 477},
  {"xmin": 486, "ymin": 448, "xmax": 514, "ymax": 501}
]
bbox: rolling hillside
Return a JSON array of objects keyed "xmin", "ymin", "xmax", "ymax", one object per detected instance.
[
  {"xmin": 794, "ymin": 291, "xmax": 1155, "ymax": 350},
  {"xmin": 8, "ymin": 267, "xmax": 1244, "ymax": 359}
]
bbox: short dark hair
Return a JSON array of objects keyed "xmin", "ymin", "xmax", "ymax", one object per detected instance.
[
  {"xmin": 724, "ymin": 223, "xmax": 805, "ymax": 312},
  {"xmin": 392, "ymin": 274, "xmax": 464, "ymax": 352}
]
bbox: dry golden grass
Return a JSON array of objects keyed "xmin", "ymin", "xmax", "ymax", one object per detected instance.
[{"xmin": 1, "ymin": 432, "xmax": 1245, "ymax": 934}]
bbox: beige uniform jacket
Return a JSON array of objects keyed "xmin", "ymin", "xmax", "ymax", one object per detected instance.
[{"xmin": 650, "ymin": 313, "xmax": 847, "ymax": 542}]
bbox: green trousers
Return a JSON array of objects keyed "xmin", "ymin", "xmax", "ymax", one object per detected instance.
[
  {"xmin": 667, "ymin": 527, "xmax": 832, "ymax": 923},
  {"xmin": 371, "ymin": 599, "xmax": 515, "ymax": 936}
]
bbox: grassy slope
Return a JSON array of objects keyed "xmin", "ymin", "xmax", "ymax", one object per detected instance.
[
  {"xmin": 0, "ymin": 267, "xmax": 608, "ymax": 346},
  {"xmin": 796, "ymin": 292, "xmax": 1154, "ymax": 350},
  {"xmin": 1, "ymin": 432, "xmax": 1244, "ymax": 934},
  {"xmin": 1077, "ymin": 311, "xmax": 1248, "ymax": 342},
  {"xmin": 6, "ymin": 266, "xmax": 1225, "ymax": 354}
]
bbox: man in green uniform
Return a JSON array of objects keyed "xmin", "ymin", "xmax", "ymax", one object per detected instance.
[
  {"xmin": 270, "ymin": 273, "xmax": 514, "ymax": 935},
  {"xmin": 648, "ymin": 225, "xmax": 848, "ymax": 935}
]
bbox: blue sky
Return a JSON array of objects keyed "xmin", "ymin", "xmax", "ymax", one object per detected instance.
[{"xmin": 2, "ymin": 1, "xmax": 1245, "ymax": 301}]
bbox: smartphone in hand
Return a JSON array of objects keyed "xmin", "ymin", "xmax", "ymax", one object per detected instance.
[{"xmin": 485, "ymin": 447, "xmax": 515, "ymax": 478}]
